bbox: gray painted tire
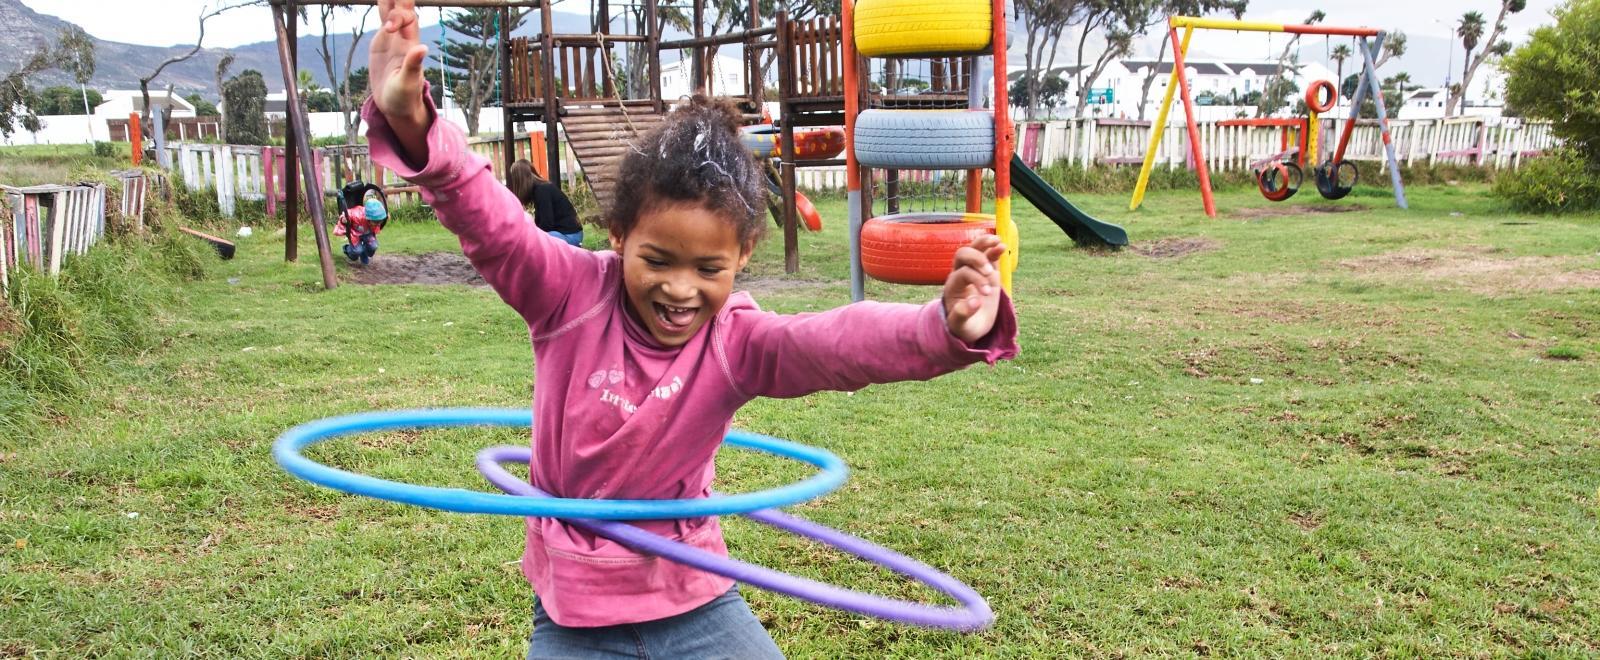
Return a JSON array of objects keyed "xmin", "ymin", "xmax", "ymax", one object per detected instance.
[{"xmin": 853, "ymin": 110, "xmax": 994, "ymax": 169}]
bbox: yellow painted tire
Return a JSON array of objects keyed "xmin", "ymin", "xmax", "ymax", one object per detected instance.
[{"xmin": 854, "ymin": 0, "xmax": 992, "ymax": 58}]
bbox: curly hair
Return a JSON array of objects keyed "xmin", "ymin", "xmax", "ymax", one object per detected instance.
[{"xmin": 604, "ymin": 96, "xmax": 768, "ymax": 247}]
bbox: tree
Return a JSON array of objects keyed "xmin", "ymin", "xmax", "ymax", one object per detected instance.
[
  {"xmin": 222, "ymin": 69, "xmax": 269, "ymax": 145},
  {"xmin": 1013, "ymin": 0, "xmax": 1078, "ymax": 120},
  {"xmin": 1502, "ymin": 0, "xmax": 1600, "ymax": 163},
  {"xmin": 56, "ymin": 25, "xmax": 95, "ymax": 139},
  {"xmin": 2, "ymin": 27, "xmax": 86, "ymax": 138},
  {"xmin": 1256, "ymin": 10, "xmax": 1322, "ymax": 117},
  {"xmin": 33, "ymin": 85, "xmax": 102, "ymax": 115},
  {"xmin": 1330, "ymin": 44, "xmax": 1351, "ymax": 96},
  {"xmin": 315, "ymin": 6, "xmax": 372, "ymax": 143},
  {"xmin": 1374, "ymin": 31, "xmax": 1406, "ymax": 69},
  {"xmin": 1446, "ymin": 0, "xmax": 1526, "ymax": 116},
  {"xmin": 1130, "ymin": 0, "xmax": 1249, "ymax": 120},
  {"xmin": 186, "ymin": 93, "xmax": 219, "ymax": 117},
  {"xmin": 215, "ymin": 52, "xmax": 234, "ymax": 140},
  {"xmin": 139, "ymin": 1, "xmax": 264, "ymax": 140},
  {"xmin": 1453, "ymin": 11, "xmax": 1486, "ymax": 113},
  {"xmin": 436, "ymin": 8, "xmax": 528, "ymax": 135}
]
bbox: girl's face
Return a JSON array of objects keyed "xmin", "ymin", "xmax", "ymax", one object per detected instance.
[{"xmin": 610, "ymin": 202, "xmax": 751, "ymax": 347}]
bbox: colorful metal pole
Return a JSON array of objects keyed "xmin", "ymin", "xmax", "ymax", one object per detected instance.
[
  {"xmin": 1169, "ymin": 16, "xmax": 1379, "ymax": 37},
  {"xmin": 992, "ymin": 0, "xmax": 1015, "ymax": 291},
  {"xmin": 1168, "ymin": 26, "xmax": 1215, "ymax": 217},
  {"xmin": 843, "ymin": 0, "xmax": 864, "ymax": 301},
  {"xmin": 1359, "ymin": 33, "xmax": 1407, "ymax": 209},
  {"xmin": 1129, "ymin": 26, "xmax": 1195, "ymax": 211}
]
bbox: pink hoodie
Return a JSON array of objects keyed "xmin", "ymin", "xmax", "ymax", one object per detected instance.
[{"xmin": 364, "ymin": 98, "xmax": 1019, "ymax": 627}]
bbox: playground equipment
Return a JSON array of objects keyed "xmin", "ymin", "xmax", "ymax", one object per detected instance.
[
  {"xmin": 1128, "ymin": 16, "xmax": 1408, "ymax": 217},
  {"xmin": 838, "ymin": 0, "xmax": 1126, "ymax": 299},
  {"xmin": 841, "ymin": 0, "xmax": 1102, "ymax": 299},
  {"xmin": 274, "ymin": 408, "xmax": 994, "ymax": 631},
  {"xmin": 1222, "ymin": 79, "xmax": 1361, "ymax": 203},
  {"xmin": 841, "ymin": 0, "xmax": 1014, "ymax": 300},
  {"xmin": 740, "ymin": 124, "xmax": 834, "ymax": 232},
  {"xmin": 334, "ymin": 181, "xmax": 389, "ymax": 265}
]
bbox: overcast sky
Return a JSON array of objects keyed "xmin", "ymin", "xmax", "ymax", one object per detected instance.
[{"xmin": 22, "ymin": 0, "xmax": 1566, "ymax": 87}]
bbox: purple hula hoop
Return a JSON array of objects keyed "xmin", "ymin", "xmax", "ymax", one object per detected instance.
[{"xmin": 476, "ymin": 446, "xmax": 994, "ymax": 632}]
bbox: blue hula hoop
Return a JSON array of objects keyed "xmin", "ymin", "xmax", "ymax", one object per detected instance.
[{"xmin": 271, "ymin": 408, "xmax": 848, "ymax": 520}]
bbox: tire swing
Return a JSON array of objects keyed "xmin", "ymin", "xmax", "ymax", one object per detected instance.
[
  {"xmin": 1256, "ymin": 161, "xmax": 1303, "ymax": 202},
  {"xmin": 1301, "ymin": 79, "xmax": 1359, "ymax": 201},
  {"xmin": 854, "ymin": 109, "xmax": 997, "ymax": 285}
]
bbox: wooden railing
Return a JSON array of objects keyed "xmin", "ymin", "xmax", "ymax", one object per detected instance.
[
  {"xmin": 507, "ymin": 34, "xmax": 651, "ymax": 105},
  {"xmin": 783, "ymin": 16, "xmax": 843, "ymax": 99}
]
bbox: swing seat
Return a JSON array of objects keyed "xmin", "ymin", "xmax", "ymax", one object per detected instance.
[
  {"xmin": 1314, "ymin": 161, "xmax": 1359, "ymax": 200},
  {"xmin": 1255, "ymin": 162, "xmax": 1302, "ymax": 202}
]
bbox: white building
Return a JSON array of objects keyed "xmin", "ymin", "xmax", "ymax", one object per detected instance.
[
  {"xmin": 659, "ymin": 54, "xmax": 746, "ymax": 101},
  {"xmin": 92, "ymin": 90, "xmax": 196, "ymax": 120}
]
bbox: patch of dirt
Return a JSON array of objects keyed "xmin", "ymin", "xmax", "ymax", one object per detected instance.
[
  {"xmin": 1131, "ymin": 237, "xmax": 1222, "ymax": 259},
  {"xmin": 1231, "ymin": 204, "xmax": 1369, "ymax": 220},
  {"xmin": 1289, "ymin": 511, "xmax": 1324, "ymax": 531},
  {"xmin": 346, "ymin": 252, "xmax": 486, "ymax": 287},
  {"xmin": 1337, "ymin": 247, "xmax": 1600, "ymax": 295}
]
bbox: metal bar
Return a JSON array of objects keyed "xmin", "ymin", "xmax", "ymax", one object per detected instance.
[
  {"xmin": 1168, "ymin": 25, "xmax": 1215, "ymax": 218},
  {"xmin": 1359, "ymin": 33, "xmax": 1407, "ymax": 209},
  {"xmin": 1169, "ymin": 16, "xmax": 1380, "ymax": 37}
]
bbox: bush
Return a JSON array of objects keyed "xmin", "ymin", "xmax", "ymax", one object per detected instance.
[
  {"xmin": 1502, "ymin": 0, "xmax": 1600, "ymax": 164},
  {"xmin": 1491, "ymin": 148, "xmax": 1600, "ymax": 213},
  {"xmin": 0, "ymin": 233, "xmax": 206, "ymax": 439},
  {"xmin": 93, "ymin": 141, "xmax": 118, "ymax": 158}
]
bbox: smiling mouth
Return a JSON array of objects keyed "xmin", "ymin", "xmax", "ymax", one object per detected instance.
[{"xmin": 651, "ymin": 302, "xmax": 699, "ymax": 334}]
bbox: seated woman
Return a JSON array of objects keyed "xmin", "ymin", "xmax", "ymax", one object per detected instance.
[{"xmin": 506, "ymin": 159, "xmax": 584, "ymax": 247}]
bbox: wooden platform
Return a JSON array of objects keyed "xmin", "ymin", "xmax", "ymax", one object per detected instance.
[{"xmin": 559, "ymin": 107, "xmax": 667, "ymax": 210}]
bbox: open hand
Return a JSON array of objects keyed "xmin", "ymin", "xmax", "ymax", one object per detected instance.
[
  {"xmin": 942, "ymin": 234, "xmax": 1006, "ymax": 344},
  {"xmin": 371, "ymin": 0, "xmax": 430, "ymax": 158}
]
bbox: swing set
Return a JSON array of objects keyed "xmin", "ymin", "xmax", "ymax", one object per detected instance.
[{"xmin": 1128, "ymin": 16, "xmax": 1408, "ymax": 217}]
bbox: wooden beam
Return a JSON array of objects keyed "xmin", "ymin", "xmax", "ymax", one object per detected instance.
[{"xmin": 272, "ymin": 3, "xmax": 339, "ymax": 289}]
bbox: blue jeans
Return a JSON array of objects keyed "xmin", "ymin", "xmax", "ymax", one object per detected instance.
[
  {"xmin": 528, "ymin": 585, "xmax": 784, "ymax": 659},
  {"xmin": 548, "ymin": 230, "xmax": 584, "ymax": 247}
]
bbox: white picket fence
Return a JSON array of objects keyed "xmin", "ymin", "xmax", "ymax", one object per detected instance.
[
  {"xmin": 162, "ymin": 132, "xmax": 580, "ymax": 219},
  {"xmin": 793, "ymin": 116, "xmax": 1558, "ymax": 191}
]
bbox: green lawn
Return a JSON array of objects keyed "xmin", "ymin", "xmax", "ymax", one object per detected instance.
[{"xmin": 3, "ymin": 184, "xmax": 1598, "ymax": 657}]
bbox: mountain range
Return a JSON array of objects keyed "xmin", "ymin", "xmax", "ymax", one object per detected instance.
[
  {"xmin": 3, "ymin": 0, "xmax": 1469, "ymax": 104},
  {"xmin": 0, "ymin": 0, "xmax": 594, "ymax": 99}
]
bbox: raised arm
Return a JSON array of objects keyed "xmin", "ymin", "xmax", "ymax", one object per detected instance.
[
  {"xmin": 365, "ymin": 0, "xmax": 605, "ymax": 332},
  {"xmin": 719, "ymin": 294, "xmax": 1018, "ymax": 400}
]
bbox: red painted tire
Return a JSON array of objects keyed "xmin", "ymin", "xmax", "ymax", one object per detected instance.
[
  {"xmin": 792, "ymin": 128, "xmax": 846, "ymax": 160},
  {"xmin": 860, "ymin": 213, "xmax": 995, "ymax": 285}
]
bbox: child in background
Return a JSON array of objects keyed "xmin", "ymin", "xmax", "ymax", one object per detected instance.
[
  {"xmin": 365, "ymin": 0, "xmax": 1017, "ymax": 656},
  {"xmin": 507, "ymin": 158, "xmax": 584, "ymax": 247}
]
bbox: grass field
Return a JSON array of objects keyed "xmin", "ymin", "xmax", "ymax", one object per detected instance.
[{"xmin": 2, "ymin": 183, "xmax": 1598, "ymax": 657}]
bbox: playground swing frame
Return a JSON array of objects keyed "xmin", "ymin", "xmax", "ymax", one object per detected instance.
[{"xmin": 1127, "ymin": 16, "xmax": 1408, "ymax": 218}]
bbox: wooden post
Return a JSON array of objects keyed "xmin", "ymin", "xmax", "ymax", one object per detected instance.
[
  {"xmin": 272, "ymin": 3, "xmax": 338, "ymax": 290},
  {"xmin": 284, "ymin": 0, "xmax": 300, "ymax": 262},
  {"xmin": 692, "ymin": 0, "xmax": 705, "ymax": 94},
  {"xmin": 647, "ymin": 0, "xmax": 663, "ymax": 112},
  {"xmin": 129, "ymin": 113, "xmax": 142, "ymax": 166},
  {"xmin": 776, "ymin": 10, "xmax": 799, "ymax": 273},
  {"xmin": 497, "ymin": 7, "xmax": 515, "ymax": 179},
  {"xmin": 540, "ymin": 0, "xmax": 560, "ymax": 184}
]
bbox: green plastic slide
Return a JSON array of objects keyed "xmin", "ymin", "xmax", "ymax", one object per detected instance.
[{"xmin": 1010, "ymin": 155, "xmax": 1129, "ymax": 248}]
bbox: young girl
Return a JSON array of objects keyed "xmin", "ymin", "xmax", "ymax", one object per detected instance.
[
  {"xmin": 506, "ymin": 158, "xmax": 584, "ymax": 247},
  {"xmin": 365, "ymin": 1, "xmax": 1016, "ymax": 656}
]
